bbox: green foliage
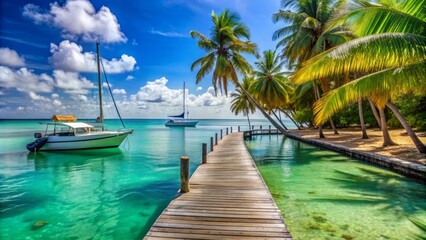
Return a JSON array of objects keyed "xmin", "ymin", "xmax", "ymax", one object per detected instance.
[
  {"xmin": 190, "ymin": 9, "xmax": 257, "ymax": 95},
  {"xmin": 293, "ymin": 107, "xmax": 314, "ymax": 126},
  {"xmin": 332, "ymin": 101, "xmax": 379, "ymax": 128},
  {"xmin": 388, "ymin": 93, "xmax": 426, "ymax": 131}
]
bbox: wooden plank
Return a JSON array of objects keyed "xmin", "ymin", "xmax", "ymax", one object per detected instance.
[
  {"xmin": 144, "ymin": 132, "xmax": 292, "ymax": 239},
  {"xmin": 149, "ymin": 227, "xmax": 292, "ymax": 237}
]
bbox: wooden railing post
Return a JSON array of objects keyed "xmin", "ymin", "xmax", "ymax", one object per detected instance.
[
  {"xmin": 215, "ymin": 133, "xmax": 218, "ymax": 145},
  {"xmin": 210, "ymin": 137, "xmax": 214, "ymax": 151},
  {"xmin": 252, "ymin": 125, "xmax": 254, "ymax": 130},
  {"xmin": 202, "ymin": 143, "xmax": 207, "ymax": 164},
  {"xmin": 269, "ymin": 125, "xmax": 271, "ymax": 134},
  {"xmin": 231, "ymin": 127, "xmax": 233, "ymax": 133},
  {"xmin": 220, "ymin": 129, "xmax": 223, "ymax": 139},
  {"xmin": 238, "ymin": 126, "xmax": 240, "ymax": 132},
  {"xmin": 260, "ymin": 125, "xmax": 262, "ymax": 130},
  {"xmin": 226, "ymin": 128, "xmax": 228, "ymax": 135},
  {"xmin": 180, "ymin": 156, "xmax": 190, "ymax": 193}
]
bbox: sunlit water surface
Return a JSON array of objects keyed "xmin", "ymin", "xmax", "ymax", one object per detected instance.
[{"xmin": 246, "ymin": 135, "xmax": 426, "ymax": 240}]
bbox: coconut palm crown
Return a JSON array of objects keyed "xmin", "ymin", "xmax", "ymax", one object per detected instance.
[
  {"xmin": 251, "ymin": 50, "xmax": 294, "ymax": 110},
  {"xmin": 291, "ymin": 0, "xmax": 426, "ymax": 125},
  {"xmin": 190, "ymin": 9, "xmax": 257, "ymax": 96}
]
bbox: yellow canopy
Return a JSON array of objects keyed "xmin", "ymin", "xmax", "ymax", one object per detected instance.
[{"xmin": 51, "ymin": 115, "xmax": 77, "ymax": 122}]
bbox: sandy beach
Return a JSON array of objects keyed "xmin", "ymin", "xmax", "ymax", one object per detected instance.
[{"xmin": 290, "ymin": 128, "xmax": 426, "ymax": 165}]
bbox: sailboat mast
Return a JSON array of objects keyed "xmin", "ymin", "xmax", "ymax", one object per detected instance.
[
  {"xmin": 183, "ymin": 82, "xmax": 185, "ymax": 119},
  {"xmin": 96, "ymin": 42, "xmax": 104, "ymax": 123}
]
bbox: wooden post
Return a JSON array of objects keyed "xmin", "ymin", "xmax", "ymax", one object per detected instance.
[
  {"xmin": 215, "ymin": 133, "xmax": 218, "ymax": 145},
  {"xmin": 238, "ymin": 126, "xmax": 240, "ymax": 132},
  {"xmin": 202, "ymin": 143, "xmax": 207, "ymax": 164},
  {"xmin": 226, "ymin": 128, "xmax": 228, "ymax": 135},
  {"xmin": 252, "ymin": 125, "xmax": 254, "ymax": 130},
  {"xmin": 220, "ymin": 129, "xmax": 223, "ymax": 139},
  {"xmin": 180, "ymin": 156, "xmax": 190, "ymax": 193},
  {"xmin": 269, "ymin": 125, "xmax": 271, "ymax": 134},
  {"xmin": 210, "ymin": 137, "xmax": 213, "ymax": 151},
  {"xmin": 231, "ymin": 127, "xmax": 233, "ymax": 133},
  {"xmin": 260, "ymin": 125, "xmax": 262, "ymax": 130}
]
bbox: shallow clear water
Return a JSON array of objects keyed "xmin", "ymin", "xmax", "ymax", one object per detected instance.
[
  {"xmin": 0, "ymin": 119, "xmax": 271, "ymax": 239},
  {"xmin": 246, "ymin": 135, "xmax": 426, "ymax": 240}
]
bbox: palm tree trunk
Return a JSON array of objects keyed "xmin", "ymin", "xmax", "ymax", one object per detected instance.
[
  {"xmin": 246, "ymin": 109, "xmax": 252, "ymax": 130},
  {"xmin": 313, "ymin": 82, "xmax": 325, "ymax": 138},
  {"xmin": 273, "ymin": 110, "xmax": 288, "ymax": 130},
  {"xmin": 237, "ymin": 82, "xmax": 287, "ymax": 133},
  {"xmin": 379, "ymin": 107, "xmax": 396, "ymax": 146},
  {"xmin": 386, "ymin": 102, "xmax": 426, "ymax": 153},
  {"xmin": 368, "ymin": 99, "xmax": 381, "ymax": 128},
  {"xmin": 279, "ymin": 108, "xmax": 301, "ymax": 130},
  {"xmin": 358, "ymin": 99, "xmax": 369, "ymax": 139},
  {"xmin": 330, "ymin": 119, "xmax": 339, "ymax": 134}
]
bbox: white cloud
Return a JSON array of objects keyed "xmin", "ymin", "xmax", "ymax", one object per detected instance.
[
  {"xmin": 0, "ymin": 66, "xmax": 54, "ymax": 93},
  {"xmin": 52, "ymin": 99, "xmax": 62, "ymax": 107},
  {"xmin": 0, "ymin": 48, "xmax": 25, "ymax": 67},
  {"xmin": 196, "ymin": 87, "xmax": 202, "ymax": 92},
  {"xmin": 50, "ymin": 40, "xmax": 136, "ymax": 73},
  {"xmin": 131, "ymin": 77, "xmax": 181, "ymax": 104},
  {"xmin": 112, "ymin": 89, "xmax": 126, "ymax": 95},
  {"xmin": 53, "ymin": 70, "xmax": 94, "ymax": 94},
  {"xmin": 29, "ymin": 92, "xmax": 50, "ymax": 101},
  {"xmin": 78, "ymin": 95, "xmax": 88, "ymax": 102},
  {"xmin": 190, "ymin": 87, "xmax": 227, "ymax": 107},
  {"xmin": 23, "ymin": 0, "xmax": 126, "ymax": 43},
  {"xmin": 150, "ymin": 28, "xmax": 188, "ymax": 38},
  {"xmin": 17, "ymin": 106, "xmax": 25, "ymax": 111},
  {"xmin": 51, "ymin": 93, "xmax": 59, "ymax": 98},
  {"xmin": 126, "ymin": 75, "xmax": 134, "ymax": 81},
  {"xmin": 103, "ymin": 82, "xmax": 112, "ymax": 88},
  {"xmin": 130, "ymin": 77, "xmax": 229, "ymax": 108}
]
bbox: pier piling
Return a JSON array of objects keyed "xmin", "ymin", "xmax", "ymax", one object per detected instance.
[
  {"xmin": 202, "ymin": 143, "xmax": 207, "ymax": 164},
  {"xmin": 180, "ymin": 156, "xmax": 190, "ymax": 193}
]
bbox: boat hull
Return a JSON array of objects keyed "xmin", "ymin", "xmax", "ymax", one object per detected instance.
[
  {"xmin": 165, "ymin": 120, "xmax": 199, "ymax": 127},
  {"xmin": 39, "ymin": 132, "xmax": 129, "ymax": 151}
]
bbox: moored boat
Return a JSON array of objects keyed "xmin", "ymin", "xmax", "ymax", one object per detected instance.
[
  {"xmin": 165, "ymin": 82, "xmax": 199, "ymax": 127},
  {"xmin": 26, "ymin": 43, "xmax": 132, "ymax": 151}
]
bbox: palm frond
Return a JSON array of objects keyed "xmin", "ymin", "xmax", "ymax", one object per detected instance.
[
  {"xmin": 292, "ymin": 33, "xmax": 426, "ymax": 84},
  {"xmin": 313, "ymin": 61, "xmax": 426, "ymax": 125},
  {"xmin": 329, "ymin": 3, "xmax": 426, "ymax": 36}
]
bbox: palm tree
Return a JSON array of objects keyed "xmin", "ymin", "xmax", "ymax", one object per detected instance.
[
  {"xmin": 292, "ymin": 0, "xmax": 426, "ymax": 152},
  {"xmin": 230, "ymin": 76, "xmax": 256, "ymax": 129},
  {"xmin": 273, "ymin": 0, "xmax": 351, "ymax": 137},
  {"xmin": 250, "ymin": 50, "xmax": 294, "ymax": 129},
  {"xmin": 190, "ymin": 9, "xmax": 288, "ymax": 133}
]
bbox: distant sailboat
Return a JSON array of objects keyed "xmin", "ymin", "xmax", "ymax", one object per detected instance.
[
  {"xmin": 165, "ymin": 82, "xmax": 199, "ymax": 127},
  {"xmin": 26, "ymin": 43, "xmax": 133, "ymax": 152}
]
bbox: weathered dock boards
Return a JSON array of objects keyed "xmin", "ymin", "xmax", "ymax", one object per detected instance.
[{"xmin": 145, "ymin": 132, "xmax": 292, "ymax": 239}]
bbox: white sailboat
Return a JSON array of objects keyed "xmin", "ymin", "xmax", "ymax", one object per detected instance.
[
  {"xmin": 26, "ymin": 43, "xmax": 132, "ymax": 152},
  {"xmin": 165, "ymin": 82, "xmax": 199, "ymax": 127}
]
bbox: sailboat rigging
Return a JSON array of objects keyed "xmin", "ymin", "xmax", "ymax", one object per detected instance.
[
  {"xmin": 165, "ymin": 82, "xmax": 199, "ymax": 127},
  {"xmin": 26, "ymin": 43, "xmax": 133, "ymax": 152}
]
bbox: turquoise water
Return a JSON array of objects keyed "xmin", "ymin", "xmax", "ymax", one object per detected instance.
[
  {"xmin": 0, "ymin": 119, "xmax": 271, "ymax": 239},
  {"xmin": 246, "ymin": 135, "xmax": 426, "ymax": 240}
]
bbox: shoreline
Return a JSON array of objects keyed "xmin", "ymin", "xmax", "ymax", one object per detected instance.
[{"xmin": 287, "ymin": 128, "xmax": 426, "ymax": 181}]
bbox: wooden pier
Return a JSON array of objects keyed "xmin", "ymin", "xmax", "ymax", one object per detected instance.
[
  {"xmin": 145, "ymin": 132, "xmax": 291, "ymax": 239},
  {"xmin": 243, "ymin": 129, "xmax": 281, "ymax": 140}
]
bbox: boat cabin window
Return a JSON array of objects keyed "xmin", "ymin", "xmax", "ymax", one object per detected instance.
[{"xmin": 75, "ymin": 127, "xmax": 93, "ymax": 134}]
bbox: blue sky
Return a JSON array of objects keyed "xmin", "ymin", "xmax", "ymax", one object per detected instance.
[{"xmin": 0, "ymin": 0, "xmax": 283, "ymax": 119}]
